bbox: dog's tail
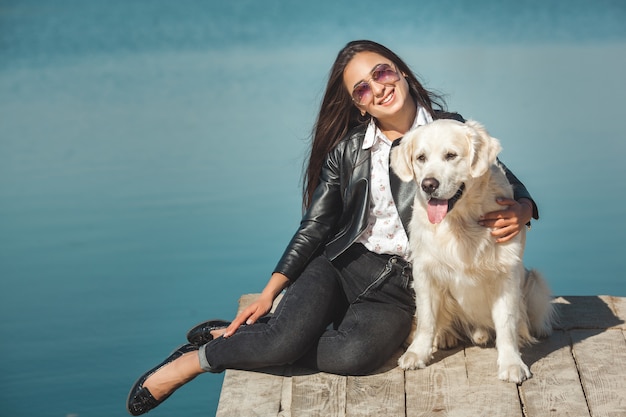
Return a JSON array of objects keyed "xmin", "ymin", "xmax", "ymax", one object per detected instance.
[{"xmin": 523, "ymin": 268, "xmax": 557, "ymax": 339}]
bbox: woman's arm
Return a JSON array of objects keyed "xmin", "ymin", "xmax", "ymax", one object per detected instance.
[
  {"xmin": 479, "ymin": 197, "xmax": 533, "ymax": 243},
  {"xmin": 499, "ymin": 158, "xmax": 539, "ymax": 220},
  {"xmin": 479, "ymin": 160, "xmax": 538, "ymax": 243},
  {"xmin": 224, "ymin": 145, "xmax": 347, "ymax": 335},
  {"xmin": 272, "ymin": 145, "xmax": 345, "ymax": 280}
]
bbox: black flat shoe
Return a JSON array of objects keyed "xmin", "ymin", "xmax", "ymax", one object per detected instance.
[
  {"xmin": 186, "ymin": 319, "xmax": 231, "ymax": 346},
  {"xmin": 126, "ymin": 343, "xmax": 197, "ymax": 416}
]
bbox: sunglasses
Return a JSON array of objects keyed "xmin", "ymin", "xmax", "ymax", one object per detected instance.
[{"xmin": 351, "ymin": 63, "xmax": 401, "ymax": 105}]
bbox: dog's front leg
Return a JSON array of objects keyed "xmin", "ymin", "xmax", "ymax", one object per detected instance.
[
  {"xmin": 398, "ymin": 275, "xmax": 439, "ymax": 370},
  {"xmin": 492, "ymin": 269, "xmax": 531, "ymax": 383}
]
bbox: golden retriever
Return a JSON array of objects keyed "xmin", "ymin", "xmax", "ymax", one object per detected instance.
[{"xmin": 390, "ymin": 119, "xmax": 554, "ymax": 383}]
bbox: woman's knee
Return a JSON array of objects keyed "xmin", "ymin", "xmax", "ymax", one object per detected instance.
[
  {"xmin": 317, "ymin": 344, "xmax": 388, "ymax": 375},
  {"xmin": 315, "ymin": 308, "xmax": 412, "ymax": 375}
]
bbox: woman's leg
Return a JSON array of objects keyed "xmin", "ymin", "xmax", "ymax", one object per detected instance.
[
  {"xmin": 127, "ymin": 344, "xmax": 204, "ymax": 415},
  {"xmin": 142, "ymin": 349, "xmax": 204, "ymax": 400},
  {"xmin": 201, "ymin": 255, "xmax": 347, "ymax": 372},
  {"xmin": 129, "ymin": 255, "xmax": 346, "ymax": 415},
  {"xmin": 298, "ymin": 245, "xmax": 415, "ymax": 375},
  {"xmin": 305, "ymin": 300, "xmax": 413, "ymax": 375}
]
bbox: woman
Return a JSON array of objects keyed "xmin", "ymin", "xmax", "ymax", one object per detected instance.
[{"xmin": 127, "ymin": 40, "xmax": 537, "ymax": 415}]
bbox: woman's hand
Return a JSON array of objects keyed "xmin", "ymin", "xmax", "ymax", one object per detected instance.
[
  {"xmin": 223, "ymin": 294, "xmax": 274, "ymax": 337},
  {"xmin": 478, "ymin": 198, "xmax": 533, "ymax": 243},
  {"xmin": 223, "ymin": 272, "xmax": 290, "ymax": 338}
]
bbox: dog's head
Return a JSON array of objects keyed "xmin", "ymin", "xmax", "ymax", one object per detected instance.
[{"xmin": 390, "ymin": 119, "xmax": 502, "ymax": 224}]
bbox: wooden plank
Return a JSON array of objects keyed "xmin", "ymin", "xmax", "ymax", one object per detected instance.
[
  {"xmin": 216, "ymin": 367, "xmax": 286, "ymax": 417},
  {"xmin": 216, "ymin": 296, "xmax": 626, "ymax": 417},
  {"xmin": 346, "ymin": 350, "xmax": 405, "ymax": 417},
  {"xmin": 571, "ymin": 329, "xmax": 626, "ymax": 417},
  {"xmin": 463, "ymin": 345, "xmax": 522, "ymax": 417},
  {"xmin": 278, "ymin": 367, "xmax": 294, "ymax": 417},
  {"xmin": 607, "ymin": 296, "xmax": 626, "ymax": 328},
  {"xmin": 405, "ymin": 346, "xmax": 467, "ymax": 417},
  {"xmin": 552, "ymin": 296, "xmax": 622, "ymax": 330},
  {"xmin": 519, "ymin": 330, "xmax": 589, "ymax": 417},
  {"xmin": 290, "ymin": 369, "xmax": 347, "ymax": 417}
]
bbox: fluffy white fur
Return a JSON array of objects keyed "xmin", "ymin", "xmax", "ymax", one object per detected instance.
[{"xmin": 390, "ymin": 119, "xmax": 555, "ymax": 383}]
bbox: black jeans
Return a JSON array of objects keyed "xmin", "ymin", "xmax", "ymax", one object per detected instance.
[{"xmin": 202, "ymin": 244, "xmax": 415, "ymax": 375}]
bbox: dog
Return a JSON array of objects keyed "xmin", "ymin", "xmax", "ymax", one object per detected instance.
[{"xmin": 390, "ymin": 119, "xmax": 554, "ymax": 383}]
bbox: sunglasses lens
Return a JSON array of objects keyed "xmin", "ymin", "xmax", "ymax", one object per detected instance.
[
  {"xmin": 352, "ymin": 82, "xmax": 371, "ymax": 105},
  {"xmin": 373, "ymin": 65, "xmax": 400, "ymax": 84}
]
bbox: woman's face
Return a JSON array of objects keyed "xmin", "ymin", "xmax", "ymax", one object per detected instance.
[{"xmin": 343, "ymin": 51, "xmax": 413, "ymax": 123}]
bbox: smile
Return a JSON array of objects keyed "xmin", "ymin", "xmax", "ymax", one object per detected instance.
[{"xmin": 379, "ymin": 90, "xmax": 394, "ymax": 105}]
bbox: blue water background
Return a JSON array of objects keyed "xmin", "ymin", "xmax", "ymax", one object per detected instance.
[{"xmin": 1, "ymin": 1, "xmax": 625, "ymax": 416}]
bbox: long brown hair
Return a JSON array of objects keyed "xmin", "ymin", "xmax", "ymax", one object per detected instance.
[{"xmin": 303, "ymin": 40, "xmax": 447, "ymax": 209}]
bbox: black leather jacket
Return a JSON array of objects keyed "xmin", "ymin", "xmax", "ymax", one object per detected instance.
[{"xmin": 273, "ymin": 112, "xmax": 538, "ymax": 281}]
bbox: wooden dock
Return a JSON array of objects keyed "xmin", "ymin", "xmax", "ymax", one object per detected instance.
[{"xmin": 216, "ymin": 295, "xmax": 626, "ymax": 417}]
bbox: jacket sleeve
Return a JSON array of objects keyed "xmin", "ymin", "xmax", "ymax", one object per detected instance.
[
  {"xmin": 497, "ymin": 158, "xmax": 539, "ymax": 220},
  {"xmin": 272, "ymin": 147, "xmax": 344, "ymax": 281}
]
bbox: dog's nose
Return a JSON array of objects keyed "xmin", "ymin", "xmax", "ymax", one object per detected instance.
[{"xmin": 421, "ymin": 178, "xmax": 439, "ymax": 194}]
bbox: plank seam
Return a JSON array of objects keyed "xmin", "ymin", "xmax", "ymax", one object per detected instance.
[
  {"xmin": 402, "ymin": 370, "xmax": 408, "ymax": 417},
  {"xmin": 568, "ymin": 331, "xmax": 593, "ymax": 417},
  {"xmin": 517, "ymin": 385, "xmax": 528, "ymax": 417}
]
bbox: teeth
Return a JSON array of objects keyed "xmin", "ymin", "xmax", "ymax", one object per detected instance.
[{"xmin": 381, "ymin": 91, "xmax": 394, "ymax": 104}]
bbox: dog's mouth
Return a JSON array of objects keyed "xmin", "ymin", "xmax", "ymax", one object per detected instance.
[{"xmin": 426, "ymin": 183, "xmax": 465, "ymax": 224}]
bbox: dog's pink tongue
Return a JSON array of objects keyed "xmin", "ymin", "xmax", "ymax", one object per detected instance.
[{"xmin": 427, "ymin": 199, "xmax": 449, "ymax": 224}]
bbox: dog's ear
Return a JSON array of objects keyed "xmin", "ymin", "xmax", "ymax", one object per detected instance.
[
  {"xmin": 390, "ymin": 130, "xmax": 417, "ymax": 182},
  {"xmin": 466, "ymin": 120, "xmax": 502, "ymax": 178}
]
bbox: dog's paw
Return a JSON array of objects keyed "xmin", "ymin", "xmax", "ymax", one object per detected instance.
[
  {"xmin": 498, "ymin": 362, "xmax": 532, "ymax": 383},
  {"xmin": 398, "ymin": 351, "xmax": 428, "ymax": 370},
  {"xmin": 435, "ymin": 331, "xmax": 460, "ymax": 350},
  {"xmin": 471, "ymin": 328, "xmax": 490, "ymax": 346}
]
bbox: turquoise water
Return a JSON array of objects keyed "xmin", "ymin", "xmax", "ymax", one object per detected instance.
[{"xmin": 1, "ymin": 1, "xmax": 625, "ymax": 416}]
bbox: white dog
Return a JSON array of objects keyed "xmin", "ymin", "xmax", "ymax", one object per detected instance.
[{"xmin": 390, "ymin": 119, "xmax": 554, "ymax": 383}]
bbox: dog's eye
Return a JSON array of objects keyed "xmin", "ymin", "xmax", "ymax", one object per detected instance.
[
  {"xmin": 445, "ymin": 152, "xmax": 457, "ymax": 161},
  {"xmin": 416, "ymin": 154, "xmax": 426, "ymax": 163}
]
